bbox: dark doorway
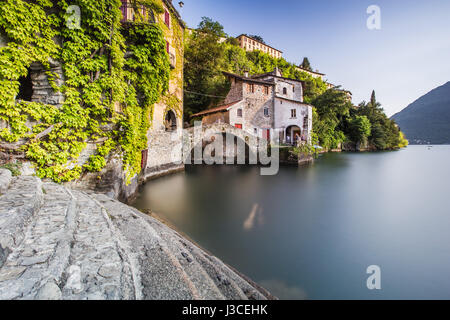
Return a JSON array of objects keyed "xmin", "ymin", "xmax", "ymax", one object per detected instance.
[
  {"xmin": 165, "ymin": 110, "xmax": 177, "ymax": 132},
  {"xmin": 17, "ymin": 70, "xmax": 33, "ymax": 101}
]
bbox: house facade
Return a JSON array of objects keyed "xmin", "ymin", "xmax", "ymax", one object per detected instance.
[
  {"xmin": 193, "ymin": 68, "xmax": 313, "ymax": 145},
  {"xmin": 120, "ymin": 0, "xmax": 185, "ymax": 178},
  {"xmin": 236, "ymin": 34, "xmax": 283, "ymax": 59}
]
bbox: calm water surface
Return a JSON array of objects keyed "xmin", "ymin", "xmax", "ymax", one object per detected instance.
[{"xmin": 132, "ymin": 146, "xmax": 450, "ymax": 299}]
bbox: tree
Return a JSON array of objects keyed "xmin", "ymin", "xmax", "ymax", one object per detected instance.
[
  {"xmin": 248, "ymin": 34, "xmax": 265, "ymax": 44},
  {"xmin": 312, "ymin": 89, "xmax": 352, "ymax": 149},
  {"xmin": 198, "ymin": 17, "xmax": 226, "ymax": 37},
  {"xmin": 300, "ymin": 57, "xmax": 312, "ymax": 71},
  {"xmin": 349, "ymin": 115, "xmax": 372, "ymax": 144},
  {"xmin": 356, "ymin": 91, "xmax": 404, "ymax": 150},
  {"xmin": 184, "ymin": 17, "xmax": 228, "ymax": 122}
]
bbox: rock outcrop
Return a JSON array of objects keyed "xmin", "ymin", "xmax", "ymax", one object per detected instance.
[{"xmin": 0, "ymin": 169, "xmax": 272, "ymax": 300}]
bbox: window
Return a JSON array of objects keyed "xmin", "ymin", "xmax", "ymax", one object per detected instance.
[
  {"xmin": 166, "ymin": 41, "xmax": 169, "ymax": 53},
  {"xmin": 303, "ymin": 117, "xmax": 309, "ymax": 128},
  {"xmin": 164, "ymin": 9, "xmax": 170, "ymax": 28},
  {"xmin": 264, "ymin": 86, "xmax": 269, "ymax": 95},
  {"xmin": 237, "ymin": 108, "xmax": 242, "ymax": 117},
  {"xmin": 291, "ymin": 109, "xmax": 297, "ymax": 118},
  {"xmin": 247, "ymin": 83, "xmax": 254, "ymax": 93},
  {"xmin": 264, "ymin": 108, "xmax": 269, "ymax": 117},
  {"xmin": 283, "ymin": 87, "xmax": 287, "ymax": 95}
]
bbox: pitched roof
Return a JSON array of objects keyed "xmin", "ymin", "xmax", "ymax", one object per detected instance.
[
  {"xmin": 251, "ymin": 71, "xmax": 306, "ymax": 85},
  {"xmin": 191, "ymin": 100, "xmax": 242, "ymax": 117},
  {"xmin": 296, "ymin": 66, "xmax": 326, "ymax": 76},
  {"xmin": 222, "ymin": 72, "xmax": 275, "ymax": 85}
]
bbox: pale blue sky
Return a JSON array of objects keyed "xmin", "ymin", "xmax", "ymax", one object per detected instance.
[{"xmin": 175, "ymin": 0, "xmax": 450, "ymax": 116}]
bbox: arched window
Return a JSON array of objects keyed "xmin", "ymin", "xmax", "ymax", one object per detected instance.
[
  {"xmin": 165, "ymin": 110, "xmax": 177, "ymax": 132},
  {"xmin": 282, "ymin": 87, "xmax": 287, "ymax": 95},
  {"xmin": 264, "ymin": 108, "xmax": 269, "ymax": 117}
]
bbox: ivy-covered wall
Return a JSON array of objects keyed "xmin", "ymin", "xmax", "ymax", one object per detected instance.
[
  {"xmin": 0, "ymin": 0, "xmax": 180, "ymax": 184},
  {"xmin": 144, "ymin": 0, "xmax": 185, "ymax": 174}
]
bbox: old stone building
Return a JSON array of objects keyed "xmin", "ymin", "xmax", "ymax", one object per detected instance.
[
  {"xmin": 192, "ymin": 68, "xmax": 313, "ymax": 145},
  {"xmin": 0, "ymin": 1, "xmax": 185, "ymax": 200},
  {"xmin": 236, "ymin": 34, "xmax": 283, "ymax": 59},
  {"xmin": 120, "ymin": 0, "xmax": 186, "ymax": 180}
]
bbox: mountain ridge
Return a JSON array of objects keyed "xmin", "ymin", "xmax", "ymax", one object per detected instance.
[{"xmin": 391, "ymin": 81, "xmax": 450, "ymax": 144}]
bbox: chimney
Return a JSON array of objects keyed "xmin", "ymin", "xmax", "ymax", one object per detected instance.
[
  {"xmin": 274, "ymin": 67, "xmax": 282, "ymax": 77},
  {"xmin": 244, "ymin": 71, "xmax": 249, "ymax": 77}
]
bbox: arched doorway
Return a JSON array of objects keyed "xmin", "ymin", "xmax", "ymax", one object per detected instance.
[
  {"xmin": 164, "ymin": 110, "xmax": 177, "ymax": 132},
  {"xmin": 285, "ymin": 125, "xmax": 301, "ymax": 145}
]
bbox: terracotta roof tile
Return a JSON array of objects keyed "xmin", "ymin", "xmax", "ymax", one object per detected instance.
[{"xmin": 191, "ymin": 100, "xmax": 242, "ymax": 117}]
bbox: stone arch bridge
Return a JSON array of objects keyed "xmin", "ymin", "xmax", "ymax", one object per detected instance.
[{"xmin": 183, "ymin": 123, "xmax": 270, "ymax": 165}]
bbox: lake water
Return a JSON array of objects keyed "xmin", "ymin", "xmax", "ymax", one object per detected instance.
[{"xmin": 132, "ymin": 145, "xmax": 450, "ymax": 299}]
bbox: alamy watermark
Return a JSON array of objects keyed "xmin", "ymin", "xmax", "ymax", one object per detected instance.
[
  {"xmin": 366, "ymin": 265, "xmax": 381, "ymax": 290},
  {"xmin": 367, "ymin": 5, "xmax": 381, "ymax": 30},
  {"xmin": 66, "ymin": 5, "xmax": 81, "ymax": 30}
]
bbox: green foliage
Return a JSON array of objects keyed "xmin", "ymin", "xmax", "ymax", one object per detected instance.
[
  {"xmin": 356, "ymin": 92, "xmax": 405, "ymax": 150},
  {"xmin": 311, "ymin": 89, "xmax": 351, "ymax": 149},
  {"xmin": 184, "ymin": 17, "xmax": 229, "ymax": 120},
  {"xmin": 0, "ymin": 161, "xmax": 22, "ymax": 176},
  {"xmin": 0, "ymin": 0, "xmax": 172, "ymax": 183},
  {"xmin": 300, "ymin": 57, "xmax": 312, "ymax": 71},
  {"xmin": 348, "ymin": 115, "xmax": 371, "ymax": 144}
]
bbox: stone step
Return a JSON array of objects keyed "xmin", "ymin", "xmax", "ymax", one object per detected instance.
[
  {"xmin": 0, "ymin": 169, "xmax": 12, "ymax": 194},
  {"xmin": 0, "ymin": 181, "xmax": 71, "ymax": 299},
  {"xmin": 0, "ymin": 176, "xmax": 43, "ymax": 270},
  {"xmin": 149, "ymin": 219, "xmax": 262, "ymax": 300},
  {"xmin": 61, "ymin": 191, "xmax": 136, "ymax": 300},
  {"xmin": 93, "ymin": 193, "xmax": 268, "ymax": 300},
  {"xmin": 141, "ymin": 217, "xmax": 227, "ymax": 300},
  {"xmin": 143, "ymin": 206, "xmax": 271, "ymax": 300},
  {"xmin": 91, "ymin": 193, "xmax": 202, "ymax": 300}
]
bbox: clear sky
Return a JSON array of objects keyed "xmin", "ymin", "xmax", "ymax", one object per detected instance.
[{"xmin": 175, "ymin": 0, "xmax": 450, "ymax": 117}]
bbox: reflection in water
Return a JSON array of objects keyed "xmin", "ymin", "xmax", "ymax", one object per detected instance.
[
  {"xmin": 133, "ymin": 146, "xmax": 450, "ymax": 299},
  {"xmin": 243, "ymin": 203, "xmax": 264, "ymax": 231},
  {"xmin": 258, "ymin": 279, "xmax": 307, "ymax": 300}
]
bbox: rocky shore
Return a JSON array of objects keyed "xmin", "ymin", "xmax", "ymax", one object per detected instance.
[{"xmin": 0, "ymin": 169, "xmax": 273, "ymax": 300}]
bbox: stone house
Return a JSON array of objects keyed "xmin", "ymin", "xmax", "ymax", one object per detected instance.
[{"xmin": 192, "ymin": 68, "xmax": 313, "ymax": 145}]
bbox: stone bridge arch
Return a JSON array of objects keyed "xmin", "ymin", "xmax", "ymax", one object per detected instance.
[{"xmin": 184, "ymin": 123, "xmax": 267, "ymax": 165}]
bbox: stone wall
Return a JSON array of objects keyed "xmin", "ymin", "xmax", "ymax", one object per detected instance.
[
  {"xmin": 227, "ymin": 82, "xmax": 274, "ymax": 139},
  {"xmin": 223, "ymin": 79, "xmax": 244, "ymax": 105},
  {"xmin": 29, "ymin": 59, "xmax": 65, "ymax": 107}
]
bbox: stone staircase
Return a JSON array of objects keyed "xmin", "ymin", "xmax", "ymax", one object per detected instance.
[{"xmin": 0, "ymin": 170, "xmax": 273, "ymax": 300}]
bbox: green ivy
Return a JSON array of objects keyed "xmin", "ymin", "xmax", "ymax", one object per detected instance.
[{"xmin": 0, "ymin": 0, "xmax": 172, "ymax": 183}]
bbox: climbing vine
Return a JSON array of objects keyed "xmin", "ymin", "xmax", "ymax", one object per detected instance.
[{"xmin": 0, "ymin": 0, "xmax": 173, "ymax": 183}]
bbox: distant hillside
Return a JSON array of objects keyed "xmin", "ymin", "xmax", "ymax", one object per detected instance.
[{"xmin": 391, "ymin": 81, "xmax": 450, "ymax": 144}]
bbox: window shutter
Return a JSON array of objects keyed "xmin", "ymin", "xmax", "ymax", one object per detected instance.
[{"xmin": 165, "ymin": 10, "xmax": 170, "ymax": 27}]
